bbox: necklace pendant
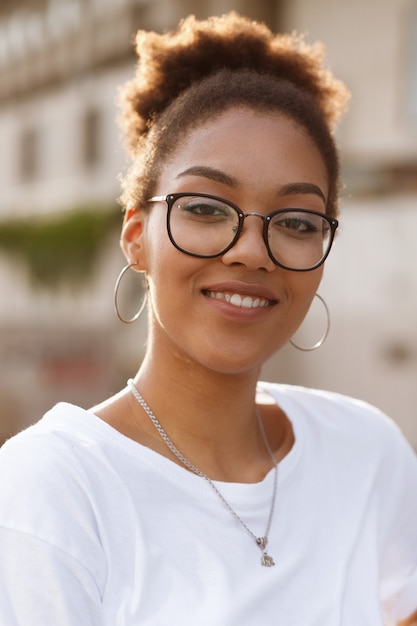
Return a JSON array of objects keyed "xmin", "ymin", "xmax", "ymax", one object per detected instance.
[
  {"xmin": 128, "ymin": 381, "xmax": 279, "ymax": 571},
  {"xmin": 256, "ymin": 537, "xmax": 275, "ymax": 566},
  {"xmin": 261, "ymin": 552, "xmax": 275, "ymax": 567}
]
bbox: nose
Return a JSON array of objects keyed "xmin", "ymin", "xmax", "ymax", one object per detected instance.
[{"xmin": 221, "ymin": 213, "xmax": 276, "ymax": 272}]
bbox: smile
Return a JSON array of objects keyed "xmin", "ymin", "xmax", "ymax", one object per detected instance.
[{"xmin": 205, "ymin": 291, "xmax": 272, "ymax": 309}]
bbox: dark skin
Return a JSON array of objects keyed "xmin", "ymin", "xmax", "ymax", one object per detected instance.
[
  {"xmin": 93, "ymin": 107, "xmax": 416, "ymax": 623},
  {"xmin": 94, "ymin": 386, "xmax": 294, "ymax": 483},
  {"xmin": 94, "ymin": 108, "xmax": 324, "ymax": 482}
]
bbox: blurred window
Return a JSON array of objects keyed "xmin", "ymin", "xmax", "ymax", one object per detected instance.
[
  {"xmin": 83, "ymin": 108, "xmax": 102, "ymax": 167},
  {"xmin": 409, "ymin": 9, "xmax": 417, "ymax": 125},
  {"xmin": 19, "ymin": 127, "xmax": 39, "ymax": 182}
]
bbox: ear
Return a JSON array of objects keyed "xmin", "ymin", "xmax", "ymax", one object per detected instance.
[{"xmin": 120, "ymin": 207, "xmax": 148, "ymax": 270}]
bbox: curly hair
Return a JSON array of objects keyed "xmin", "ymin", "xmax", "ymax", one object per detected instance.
[{"xmin": 118, "ymin": 12, "xmax": 350, "ymax": 216}]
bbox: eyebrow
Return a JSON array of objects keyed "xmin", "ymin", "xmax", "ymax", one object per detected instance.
[
  {"xmin": 176, "ymin": 166, "xmax": 326, "ymax": 204},
  {"xmin": 176, "ymin": 166, "xmax": 239, "ymax": 188},
  {"xmin": 278, "ymin": 182, "xmax": 327, "ymax": 205}
]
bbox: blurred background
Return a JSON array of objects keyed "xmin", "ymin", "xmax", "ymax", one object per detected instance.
[{"xmin": 0, "ymin": 0, "xmax": 416, "ymax": 449}]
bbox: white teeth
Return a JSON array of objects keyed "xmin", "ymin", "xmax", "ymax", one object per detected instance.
[
  {"xmin": 230, "ymin": 294, "xmax": 242, "ymax": 306},
  {"xmin": 242, "ymin": 296, "xmax": 253, "ymax": 308},
  {"xmin": 207, "ymin": 291, "xmax": 270, "ymax": 309}
]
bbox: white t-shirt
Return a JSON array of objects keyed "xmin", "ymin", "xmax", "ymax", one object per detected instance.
[{"xmin": 0, "ymin": 382, "xmax": 416, "ymax": 626}]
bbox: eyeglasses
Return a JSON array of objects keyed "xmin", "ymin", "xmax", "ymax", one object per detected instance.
[{"xmin": 148, "ymin": 192, "xmax": 338, "ymax": 272}]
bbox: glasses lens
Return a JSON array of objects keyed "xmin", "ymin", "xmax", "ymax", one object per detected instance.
[
  {"xmin": 268, "ymin": 210, "xmax": 332, "ymax": 270},
  {"xmin": 168, "ymin": 195, "xmax": 239, "ymax": 256}
]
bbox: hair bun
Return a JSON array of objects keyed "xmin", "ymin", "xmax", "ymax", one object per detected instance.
[{"xmin": 119, "ymin": 12, "xmax": 349, "ymax": 157}]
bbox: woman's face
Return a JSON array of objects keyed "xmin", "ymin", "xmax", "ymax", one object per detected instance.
[{"xmin": 122, "ymin": 107, "xmax": 329, "ymax": 375}]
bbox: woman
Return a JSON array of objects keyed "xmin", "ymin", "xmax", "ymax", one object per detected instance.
[{"xmin": 1, "ymin": 12, "xmax": 416, "ymax": 625}]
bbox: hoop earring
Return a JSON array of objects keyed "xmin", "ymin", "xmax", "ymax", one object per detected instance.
[
  {"xmin": 114, "ymin": 263, "xmax": 147, "ymax": 324},
  {"xmin": 290, "ymin": 294, "xmax": 330, "ymax": 352}
]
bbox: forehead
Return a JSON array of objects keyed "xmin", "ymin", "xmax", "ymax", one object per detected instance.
[{"xmin": 156, "ymin": 107, "xmax": 329, "ymax": 198}]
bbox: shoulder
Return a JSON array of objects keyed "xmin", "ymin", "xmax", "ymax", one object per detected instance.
[
  {"xmin": 0, "ymin": 402, "xmax": 126, "ymax": 562},
  {"xmin": 261, "ymin": 381, "xmax": 390, "ymax": 426},
  {"xmin": 260, "ymin": 381, "xmax": 414, "ymax": 461},
  {"xmin": 0, "ymin": 403, "xmax": 110, "ymax": 534},
  {"xmin": 263, "ymin": 383, "xmax": 417, "ymax": 535},
  {"xmin": 1, "ymin": 401, "xmax": 90, "ymax": 469},
  {"xmin": 0, "ymin": 403, "xmax": 109, "ymax": 591},
  {"xmin": 1, "ymin": 401, "xmax": 116, "ymax": 457},
  {"xmin": 1, "ymin": 402, "xmax": 99, "ymax": 473}
]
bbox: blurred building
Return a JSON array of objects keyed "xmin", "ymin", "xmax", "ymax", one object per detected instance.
[
  {"xmin": 265, "ymin": 0, "xmax": 417, "ymax": 449},
  {"xmin": 0, "ymin": 0, "xmax": 416, "ymax": 447}
]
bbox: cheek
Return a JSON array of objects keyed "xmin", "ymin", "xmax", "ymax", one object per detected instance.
[
  {"xmin": 289, "ymin": 268, "xmax": 323, "ymax": 317},
  {"xmin": 144, "ymin": 228, "xmax": 188, "ymax": 312},
  {"xmin": 142, "ymin": 211, "xmax": 171, "ymax": 269}
]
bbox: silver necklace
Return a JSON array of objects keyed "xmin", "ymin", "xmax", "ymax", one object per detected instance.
[{"xmin": 127, "ymin": 378, "xmax": 278, "ymax": 567}]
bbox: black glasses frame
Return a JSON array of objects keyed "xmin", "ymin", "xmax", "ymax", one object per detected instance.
[{"xmin": 148, "ymin": 192, "xmax": 339, "ymax": 272}]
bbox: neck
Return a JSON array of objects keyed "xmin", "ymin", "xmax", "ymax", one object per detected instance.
[
  {"xmin": 132, "ymin": 346, "xmax": 271, "ymax": 481},
  {"xmin": 137, "ymin": 349, "xmax": 260, "ymax": 429}
]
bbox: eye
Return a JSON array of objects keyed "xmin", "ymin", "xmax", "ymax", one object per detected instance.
[
  {"xmin": 270, "ymin": 210, "xmax": 327, "ymax": 236},
  {"xmin": 280, "ymin": 217, "xmax": 317, "ymax": 232},
  {"xmin": 273, "ymin": 215, "xmax": 319, "ymax": 234},
  {"xmin": 175, "ymin": 196, "xmax": 234, "ymax": 221}
]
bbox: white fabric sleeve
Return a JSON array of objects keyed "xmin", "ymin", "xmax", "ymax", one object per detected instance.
[
  {"xmin": 0, "ymin": 430, "xmax": 107, "ymax": 626},
  {"xmin": 0, "ymin": 528, "xmax": 103, "ymax": 626},
  {"xmin": 378, "ymin": 422, "xmax": 417, "ymax": 624}
]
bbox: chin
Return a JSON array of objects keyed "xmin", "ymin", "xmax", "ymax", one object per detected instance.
[{"xmin": 189, "ymin": 348, "xmax": 272, "ymax": 378}]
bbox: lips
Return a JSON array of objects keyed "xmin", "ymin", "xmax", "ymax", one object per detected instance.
[
  {"xmin": 205, "ymin": 291, "xmax": 272, "ymax": 309},
  {"xmin": 201, "ymin": 279, "xmax": 278, "ymax": 311}
]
